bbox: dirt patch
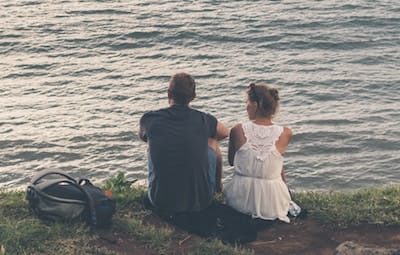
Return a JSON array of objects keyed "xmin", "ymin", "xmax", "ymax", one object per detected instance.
[
  {"xmin": 95, "ymin": 216, "xmax": 400, "ymax": 255},
  {"xmin": 248, "ymin": 218, "xmax": 400, "ymax": 255}
]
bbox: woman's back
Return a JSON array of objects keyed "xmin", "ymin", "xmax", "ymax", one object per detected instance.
[
  {"xmin": 224, "ymin": 121, "xmax": 291, "ymax": 222},
  {"xmin": 234, "ymin": 122, "xmax": 284, "ymax": 179}
]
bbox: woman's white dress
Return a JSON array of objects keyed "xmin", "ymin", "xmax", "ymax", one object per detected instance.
[{"xmin": 224, "ymin": 121, "xmax": 291, "ymax": 223}]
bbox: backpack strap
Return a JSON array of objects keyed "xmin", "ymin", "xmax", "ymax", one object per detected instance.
[
  {"xmin": 31, "ymin": 170, "xmax": 77, "ymax": 185},
  {"xmin": 78, "ymin": 179, "xmax": 97, "ymax": 227},
  {"xmin": 35, "ymin": 178, "xmax": 78, "ymax": 191},
  {"xmin": 28, "ymin": 179, "xmax": 87, "ymax": 205}
]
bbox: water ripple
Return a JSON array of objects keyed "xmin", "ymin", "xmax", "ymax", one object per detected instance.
[{"xmin": 0, "ymin": 0, "xmax": 399, "ymax": 190}]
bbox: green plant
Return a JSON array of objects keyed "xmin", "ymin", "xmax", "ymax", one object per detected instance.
[
  {"xmin": 103, "ymin": 172, "xmax": 137, "ymax": 194},
  {"xmin": 103, "ymin": 172, "xmax": 146, "ymax": 211}
]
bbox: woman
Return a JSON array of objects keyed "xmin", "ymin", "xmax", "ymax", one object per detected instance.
[{"xmin": 224, "ymin": 83, "xmax": 293, "ymax": 223}]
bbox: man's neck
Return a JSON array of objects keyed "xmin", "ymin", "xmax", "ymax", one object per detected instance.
[{"xmin": 169, "ymin": 99, "xmax": 190, "ymax": 107}]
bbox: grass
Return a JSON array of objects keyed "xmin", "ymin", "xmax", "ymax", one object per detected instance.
[
  {"xmin": 0, "ymin": 190, "xmax": 104, "ymax": 255},
  {"xmin": 293, "ymin": 185, "xmax": 400, "ymax": 228},
  {"xmin": 1, "ymin": 172, "xmax": 400, "ymax": 255}
]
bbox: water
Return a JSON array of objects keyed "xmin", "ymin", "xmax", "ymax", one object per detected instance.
[{"xmin": 1, "ymin": 0, "xmax": 399, "ymax": 191}]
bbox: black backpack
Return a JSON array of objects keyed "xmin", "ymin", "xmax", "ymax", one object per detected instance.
[{"xmin": 26, "ymin": 170, "xmax": 116, "ymax": 228}]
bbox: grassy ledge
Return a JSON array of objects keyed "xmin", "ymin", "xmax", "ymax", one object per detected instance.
[
  {"xmin": 293, "ymin": 185, "xmax": 400, "ymax": 228},
  {"xmin": 1, "ymin": 173, "xmax": 400, "ymax": 255}
]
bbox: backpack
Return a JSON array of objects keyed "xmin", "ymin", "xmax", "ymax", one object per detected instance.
[{"xmin": 26, "ymin": 170, "xmax": 116, "ymax": 228}]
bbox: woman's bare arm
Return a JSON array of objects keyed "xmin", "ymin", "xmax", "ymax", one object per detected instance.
[
  {"xmin": 275, "ymin": 127, "xmax": 293, "ymax": 155},
  {"xmin": 228, "ymin": 124, "xmax": 245, "ymax": 166}
]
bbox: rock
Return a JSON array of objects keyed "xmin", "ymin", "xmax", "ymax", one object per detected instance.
[{"xmin": 335, "ymin": 241, "xmax": 400, "ymax": 255}]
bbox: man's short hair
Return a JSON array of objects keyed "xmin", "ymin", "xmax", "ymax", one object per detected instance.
[{"xmin": 168, "ymin": 73, "xmax": 196, "ymax": 105}]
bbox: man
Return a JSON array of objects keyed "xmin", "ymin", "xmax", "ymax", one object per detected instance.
[{"xmin": 139, "ymin": 72, "xmax": 229, "ymax": 217}]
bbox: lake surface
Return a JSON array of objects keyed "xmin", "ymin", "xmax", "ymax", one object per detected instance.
[{"xmin": 1, "ymin": 0, "xmax": 399, "ymax": 191}]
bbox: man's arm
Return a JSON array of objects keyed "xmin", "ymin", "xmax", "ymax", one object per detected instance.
[
  {"xmin": 215, "ymin": 121, "xmax": 229, "ymax": 140},
  {"xmin": 209, "ymin": 120, "xmax": 228, "ymax": 193}
]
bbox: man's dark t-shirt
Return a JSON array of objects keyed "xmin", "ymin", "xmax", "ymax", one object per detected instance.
[{"xmin": 140, "ymin": 105, "xmax": 217, "ymax": 213}]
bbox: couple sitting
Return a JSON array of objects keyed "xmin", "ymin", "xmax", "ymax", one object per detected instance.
[{"xmin": 139, "ymin": 72, "xmax": 295, "ymax": 239}]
